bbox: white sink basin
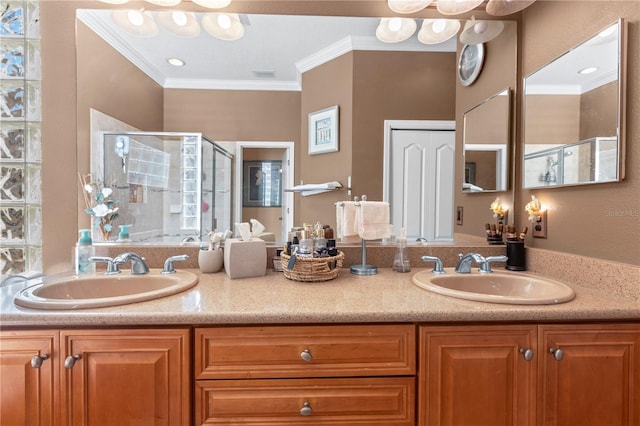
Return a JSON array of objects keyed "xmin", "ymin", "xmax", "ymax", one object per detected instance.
[
  {"xmin": 412, "ymin": 268, "xmax": 575, "ymax": 305},
  {"xmin": 14, "ymin": 269, "xmax": 198, "ymax": 310}
]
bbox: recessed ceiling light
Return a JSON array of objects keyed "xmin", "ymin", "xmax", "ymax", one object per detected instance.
[
  {"xmin": 167, "ymin": 58, "xmax": 186, "ymax": 67},
  {"xmin": 578, "ymin": 66, "xmax": 598, "ymax": 75}
]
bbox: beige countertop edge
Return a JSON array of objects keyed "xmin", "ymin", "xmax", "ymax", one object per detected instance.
[{"xmin": 1, "ymin": 268, "xmax": 638, "ymax": 328}]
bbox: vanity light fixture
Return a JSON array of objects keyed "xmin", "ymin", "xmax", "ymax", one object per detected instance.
[
  {"xmin": 486, "ymin": 0, "xmax": 537, "ymax": 16},
  {"xmin": 437, "ymin": 0, "xmax": 484, "ymax": 16},
  {"xmin": 387, "ymin": 0, "xmax": 433, "ymax": 14},
  {"xmin": 525, "ymin": 195, "xmax": 547, "ymax": 238},
  {"xmin": 167, "ymin": 57, "xmax": 185, "ymax": 67},
  {"xmin": 490, "ymin": 197, "xmax": 507, "ymax": 220},
  {"xmin": 193, "ymin": 0, "xmax": 232, "ymax": 9},
  {"xmin": 578, "ymin": 66, "xmax": 599, "ymax": 75},
  {"xmin": 111, "ymin": 9, "xmax": 159, "ymax": 37},
  {"xmin": 376, "ymin": 17, "xmax": 417, "ymax": 43},
  {"xmin": 459, "ymin": 17, "xmax": 504, "ymax": 45},
  {"xmin": 418, "ymin": 19, "xmax": 460, "ymax": 44},
  {"xmin": 202, "ymin": 13, "xmax": 245, "ymax": 40},
  {"xmin": 145, "ymin": 0, "xmax": 181, "ymax": 6},
  {"xmin": 157, "ymin": 11, "xmax": 200, "ymax": 37}
]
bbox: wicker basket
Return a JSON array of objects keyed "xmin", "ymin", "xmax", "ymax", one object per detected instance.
[{"xmin": 280, "ymin": 251, "xmax": 344, "ymax": 282}]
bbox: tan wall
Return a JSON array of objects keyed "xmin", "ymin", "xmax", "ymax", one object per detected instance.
[
  {"xmin": 298, "ymin": 53, "xmax": 354, "ymax": 227},
  {"xmin": 455, "ymin": 21, "xmax": 519, "ymax": 238},
  {"xmin": 580, "ymin": 81, "xmax": 619, "ymax": 140},
  {"xmin": 352, "ymin": 50, "xmax": 456, "ymax": 201},
  {"xmin": 524, "ymin": 95, "xmax": 581, "ymax": 145},
  {"xmin": 520, "ymin": 1, "xmax": 639, "ymax": 264}
]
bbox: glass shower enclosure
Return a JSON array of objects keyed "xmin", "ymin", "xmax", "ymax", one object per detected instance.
[{"xmin": 98, "ymin": 132, "xmax": 233, "ymax": 244}]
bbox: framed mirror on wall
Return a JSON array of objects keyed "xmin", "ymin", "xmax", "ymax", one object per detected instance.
[
  {"xmin": 523, "ymin": 19, "xmax": 626, "ymax": 189},
  {"xmin": 462, "ymin": 88, "xmax": 510, "ymax": 193}
]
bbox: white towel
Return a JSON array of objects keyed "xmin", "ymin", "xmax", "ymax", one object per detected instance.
[
  {"xmin": 336, "ymin": 201, "xmax": 358, "ymax": 238},
  {"xmin": 356, "ymin": 201, "xmax": 390, "ymax": 240}
]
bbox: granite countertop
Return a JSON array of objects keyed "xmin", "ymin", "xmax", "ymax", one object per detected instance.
[{"xmin": 1, "ymin": 268, "xmax": 638, "ymax": 328}]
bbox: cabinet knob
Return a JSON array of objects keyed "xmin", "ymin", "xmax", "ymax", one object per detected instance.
[
  {"xmin": 64, "ymin": 354, "xmax": 81, "ymax": 369},
  {"xmin": 300, "ymin": 349, "xmax": 313, "ymax": 362},
  {"xmin": 519, "ymin": 348, "xmax": 534, "ymax": 361},
  {"xmin": 549, "ymin": 347, "xmax": 564, "ymax": 361},
  {"xmin": 299, "ymin": 401, "xmax": 313, "ymax": 416},
  {"xmin": 30, "ymin": 354, "xmax": 49, "ymax": 368}
]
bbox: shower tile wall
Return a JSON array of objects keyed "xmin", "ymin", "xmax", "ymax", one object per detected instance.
[{"xmin": 0, "ymin": 0, "xmax": 41, "ymax": 277}]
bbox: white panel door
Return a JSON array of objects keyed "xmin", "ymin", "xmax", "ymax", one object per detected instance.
[{"xmin": 390, "ymin": 129, "xmax": 455, "ymax": 242}]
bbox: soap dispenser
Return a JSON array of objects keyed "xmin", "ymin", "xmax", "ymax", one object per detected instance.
[
  {"xmin": 75, "ymin": 229, "xmax": 96, "ymax": 274},
  {"xmin": 392, "ymin": 227, "xmax": 411, "ymax": 273},
  {"xmin": 117, "ymin": 224, "xmax": 131, "ymax": 242}
]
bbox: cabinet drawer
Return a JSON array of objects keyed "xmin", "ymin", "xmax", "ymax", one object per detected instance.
[
  {"xmin": 195, "ymin": 377, "xmax": 415, "ymax": 425},
  {"xmin": 195, "ymin": 324, "xmax": 415, "ymax": 379}
]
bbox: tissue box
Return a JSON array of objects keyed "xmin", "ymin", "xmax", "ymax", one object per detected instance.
[{"xmin": 223, "ymin": 238, "xmax": 267, "ymax": 279}]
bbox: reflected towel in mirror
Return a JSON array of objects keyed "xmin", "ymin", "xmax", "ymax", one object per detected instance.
[
  {"xmin": 356, "ymin": 201, "xmax": 390, "ymax": 240},
  {"xmin": 336, "ymin": 201, "xmax": 358, "ymax": 238}
]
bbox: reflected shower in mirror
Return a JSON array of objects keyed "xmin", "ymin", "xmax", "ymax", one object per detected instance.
[
  {"xmin": 462, "ymin": 88, "xmax": 510, "ymax": 192},
  {"xmin": 97, "ymin": 132, "xmax": 233, "ymax": 244},
  {"xmin": 523, "ymin": 19, "xmax": 625, "ymax": 189}
]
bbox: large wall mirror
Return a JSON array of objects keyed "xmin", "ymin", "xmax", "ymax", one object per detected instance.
[
  {"xmin": 462, "ymin": 88, "xmax": 510, "ymax": 192},
  {"xmin": 523, "ymin": 19, "xmax": 626, "ymax": 189},
  {"xmin": 76, "ymin": 7, "xmax": 517, "ymax": 244}
]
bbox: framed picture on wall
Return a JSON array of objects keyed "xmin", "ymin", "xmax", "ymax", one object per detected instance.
[
  {"xmin": 308, "ymin": 105, "xmax": 339, "ymax": 155},
  {"xmin": 243, "ymin": 161, "xmax": 282, "ymax": 207}
]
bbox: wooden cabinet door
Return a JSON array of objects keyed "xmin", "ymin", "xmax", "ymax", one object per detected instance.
[
  {"xmin": 419, "ymin": 324, "xmax": 537, "ymax": 426},
  {"xmin": 0, "ymin": 330, "xmax": 58, "ymax": 426},
  {"xmin": 539, "ymin": 323, "xmax": 640, "ymax": 426},
  {"xmin": 60, "ymin": 328, "xmax": 190, "ymax": 426},
  {"xmin": 195, "ymin": 377, "xmax": 415, "ymax": 425}
]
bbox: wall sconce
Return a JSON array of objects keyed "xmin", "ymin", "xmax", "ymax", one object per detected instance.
[
  {"xmin": 525, "ymin": 195, "xmax": 547, "ymax": 238},
  {"xmin": 490, "ymin": 196, "xmax": 507, "ymax": 221}
]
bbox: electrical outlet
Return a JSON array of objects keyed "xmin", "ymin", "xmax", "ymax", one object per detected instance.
[{"xmin": 532, "ymin": 210, "xmax": 547, "ymax": 238}]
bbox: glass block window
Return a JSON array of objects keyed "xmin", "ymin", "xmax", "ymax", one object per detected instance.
[{"xmin": 0, "ymin": 0, "xmax": 41, "ymax": 278}]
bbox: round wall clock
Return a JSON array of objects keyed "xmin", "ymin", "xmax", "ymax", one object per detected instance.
[{"xmin": 458, "ymin": 43, "xmax": 485, "ymax": 86}]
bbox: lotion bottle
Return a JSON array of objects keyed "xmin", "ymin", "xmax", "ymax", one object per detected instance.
[{"xmin": 75, "ymin": 229, "xmax": 95, "ymax": 274}]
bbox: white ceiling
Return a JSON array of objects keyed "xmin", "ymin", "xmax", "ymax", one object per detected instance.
[
  {"xmin": 77, "ymin": 10, "xmax": 619, "ymax": 93},
  {"xmin": 77, "ymin": 9, "xmax": 457, "ymax": 91}
]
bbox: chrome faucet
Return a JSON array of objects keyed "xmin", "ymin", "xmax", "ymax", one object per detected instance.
[
  {"xmin": 162, "ymin": 255, "xmax": 189, "ymax": 274},
  {"xmin": 479, "ymin": 255, "xmax": 509, "ymax": 273},
  {"xmin": 421, "ymin": 255, "xmax": 445, "ymax": 274},
  {"xmin": 113, "ymin": 252, "xmax": 149, "ymax": 275},
  {"xmin": 454, "ymin": 253, "xmax": 487, "ymax": 274}
]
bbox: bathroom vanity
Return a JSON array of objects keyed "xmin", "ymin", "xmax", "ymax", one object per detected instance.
[{"xmin": 1, "ymin": 266, "xmax": 638, "ymax": 425}]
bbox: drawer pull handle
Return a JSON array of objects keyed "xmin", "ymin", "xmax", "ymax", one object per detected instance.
[
  {"xmin": 299, "ymin": 401, "xmax": 313, "ymax": 416},
  {"xmin": 300, "ymin": 349, "xmax": 313, "ymax": 362},
  {"xmin": 549, "ymin": 347, "xmax": 564, "ymax": 361},
  {"xmin": 31, "ymin": 354, "xmax": 49, "ymax": 368},
  {"xmin": 519, "ymin": 348, "xmax": 534, "ymax": 361},
  {"xmin": 64, "ymin": 354, "xmax": 81, "ymax": 369}
]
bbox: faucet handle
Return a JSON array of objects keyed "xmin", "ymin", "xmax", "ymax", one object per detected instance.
[
  {"xmin": 162, "ymin": 255, "xmax": 190, "ymax": 274},
  {"xmin": 421, "ymin": 256, "xmax": 445, "ymax": 274},
  {"xmin": 89, "ymin": 256, "xmax": 121, "ymax": 275},
  {"xmin": 479, "ymin": 255, "xmax": 508, "ymax": 273}
]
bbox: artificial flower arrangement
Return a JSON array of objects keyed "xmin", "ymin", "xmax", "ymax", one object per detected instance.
[{"xmin": 79, "ymin": 173, "xmax": 119, "ymax": 241}]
